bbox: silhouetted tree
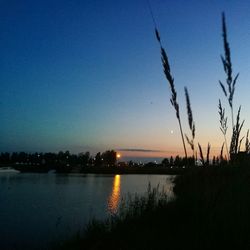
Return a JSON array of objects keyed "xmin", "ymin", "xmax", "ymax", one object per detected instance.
[
  {"xmin": 174, "ymin": 155, "xmax": 181, "ymax": 167},
  {"xmin": 19, "ymin": 152, "xmax": 28, "ymax": 163},
  {"xmin": 162, "ymin": 158, "xmax": 170, "ymax": 167},
  {"xmin": 44, "ymin": 153, "xmax": 56, "ymax": 165},
  {"xmin": 94, "ymin": 152, "xmax": 102, "ymax": 166},
  {"xmin": 102, "ymin": 150, "xmax": 117, "ymax": 166},
  {"xmin": 0, "ymin": 152, "xmax": 10, "ymax": 164},
  {"xmin": 169, "ymin": 156, "xmax": 174, "ymax": 166},
  {"xmin": 79, "ymin": 152, "xmax": 90, "ymax": 166}
]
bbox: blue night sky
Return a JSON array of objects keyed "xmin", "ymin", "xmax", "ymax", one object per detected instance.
[{"xmin": 1, "ymin": 0, "xmax": 250, "ymax": 159}]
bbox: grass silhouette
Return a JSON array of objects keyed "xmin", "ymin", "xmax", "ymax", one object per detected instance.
[
  {"xmin": 155, "ymin": 28, "xmax": 187, "ymax": 159},
  {"xmin": 185, "ymin": 87, "xmax": 196, "ymax": 159},
  {"xmin": 219, "ymin": 12, "xmax": 239, "ymax": 130}
]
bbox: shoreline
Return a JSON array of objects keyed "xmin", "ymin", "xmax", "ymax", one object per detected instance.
[{"xmin": 1, "ymin": 164, "xmax": 187, "ymax": 175}]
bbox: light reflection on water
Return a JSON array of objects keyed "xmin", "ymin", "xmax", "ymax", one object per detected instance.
[{"xmin": 107, "ymin": 174, "xmax": 121, "ymax": 214}]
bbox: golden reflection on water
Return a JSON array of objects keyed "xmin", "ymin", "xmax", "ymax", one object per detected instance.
[{"xmin": 107, "ymin": 175, "xmax": 121, "ymax": 214}]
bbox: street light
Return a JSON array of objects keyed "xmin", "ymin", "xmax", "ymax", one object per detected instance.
[{"xmin": 116, "ymin": 153, "xmax": 121, "ymax": 166}]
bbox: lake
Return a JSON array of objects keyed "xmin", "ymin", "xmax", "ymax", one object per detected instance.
[{"xmin": 0, "ymin": 172, "xmax": 174, "ymax": 249}]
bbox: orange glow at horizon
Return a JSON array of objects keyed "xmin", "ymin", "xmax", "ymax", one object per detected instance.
[
  {"xmin": 117, "ymin": 146, "xmax": 224, "ymax": 159},
  {"xmin": 107, "ymin": 175, "xmax": 121, "ymax": 214}
]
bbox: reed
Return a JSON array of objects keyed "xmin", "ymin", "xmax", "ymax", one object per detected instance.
[
  {"xmin": 198, "ymin": 143, "xmax": 211, "ymax": 166},
  {"xmin": 206, "ymin": 143, "xmax": 211, "ymax": 165},
  {"xmin": 245, "ymin": 130, "xmax": 250, "ymax": 153},
  {"xmin": 184, "ymin": 87, "xmax": 195, "ymax": 159},
  {"xmin": 238, "ymin": 136, "xmax": 244, "ymax": 152},
  {"xmin": 155, "ymin": 28, "xmax": 187, "ymax": 158},
  {"xmin": 198, "ymin": 143, "xmax": 204, "ymax": 166},
  {"xmin": 220, "ymin": 142, "xmax": 225, "ymax": 162},
  {"xmin": 219, "ymin": 12, "xmax": 239, "ymax": 130},
  {"xmin": 229, "ymin": 106, "xmax": 244, "ymax": 156},
  {"xmin": 218, "ymin": 99, "xmax": 229, "ymax": 160}
]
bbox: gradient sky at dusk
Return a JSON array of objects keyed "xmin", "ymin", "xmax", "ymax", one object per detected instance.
[{"xmin": 1, "ymin": 0, "xmax": 250, "ymax": 160}]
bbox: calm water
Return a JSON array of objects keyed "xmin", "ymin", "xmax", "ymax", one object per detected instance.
[{"xmin": 0, "ymin": 172, "xmax": 174, "ymax": 249}]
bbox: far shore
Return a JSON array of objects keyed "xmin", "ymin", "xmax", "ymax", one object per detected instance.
[{"xmin": 0, "ymin": 164, "xmax": 187, "ymax": 175}]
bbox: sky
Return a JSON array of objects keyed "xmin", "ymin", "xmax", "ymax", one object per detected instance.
[{"xmin": 1, "ymin": 0, "xmax": 250, "ymax": 160}]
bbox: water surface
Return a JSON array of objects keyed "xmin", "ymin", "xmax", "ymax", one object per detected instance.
[{"xmin": 0, "ymin": 172, "xmax": 174, "ymax": 249}]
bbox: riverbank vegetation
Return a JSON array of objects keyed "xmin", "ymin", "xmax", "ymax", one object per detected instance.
[{"xmin": 57, "ymin": 163, "xmax": 250, "ymax": 250}]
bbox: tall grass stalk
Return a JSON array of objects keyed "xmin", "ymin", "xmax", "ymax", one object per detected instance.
[
  {"xmin": 198, "ymin": 143, "xmax": 204, "ymax": 166},
  {"xmin": 218, "ymin": 99, "xmax": 229, "ymax": 160},
  {"xmin": 238, "ymin": 136, "xmax": 244, "ymax": 152},
  {"xmin": 230, "ymin": 106, "xmax": 244, "ymax": 155},
  {"xmin": 219, "ymin": 12, "xmax": 239, "ymax": 130},
  {"xmin": 206, "ymin": 143, "xmax": 211, "ymax": 165},
  {"xmin": 245, "ymin": 130, "xmax": 250, "ymax": 153},
  {"xmin": 220, "ymin": 142, "xmax": 225, "ymax": 161},
  {"xmin": 198, "ymin": 143, "xmax": 211, "ymax": 166},
  {"xmin": 184, "ymin": 87, "xmax": 195, "ymax": 158},
  {"xmin": 155, "ymin": 28, "xmax": 187, "ymax": 158}
]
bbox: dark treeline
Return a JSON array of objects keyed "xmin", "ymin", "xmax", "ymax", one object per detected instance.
[
  {"xmin": 0, "ymin": 150, "xmax": 117, "ymax": 172},
  {"xmin": 0, "ymin": 150, "xmax": 231, "ymax": 170}
]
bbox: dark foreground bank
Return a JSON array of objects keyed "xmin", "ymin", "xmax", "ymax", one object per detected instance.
[{"xmin": 56, "ymin": 164, "xmax": 250, "ymax": 250}]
